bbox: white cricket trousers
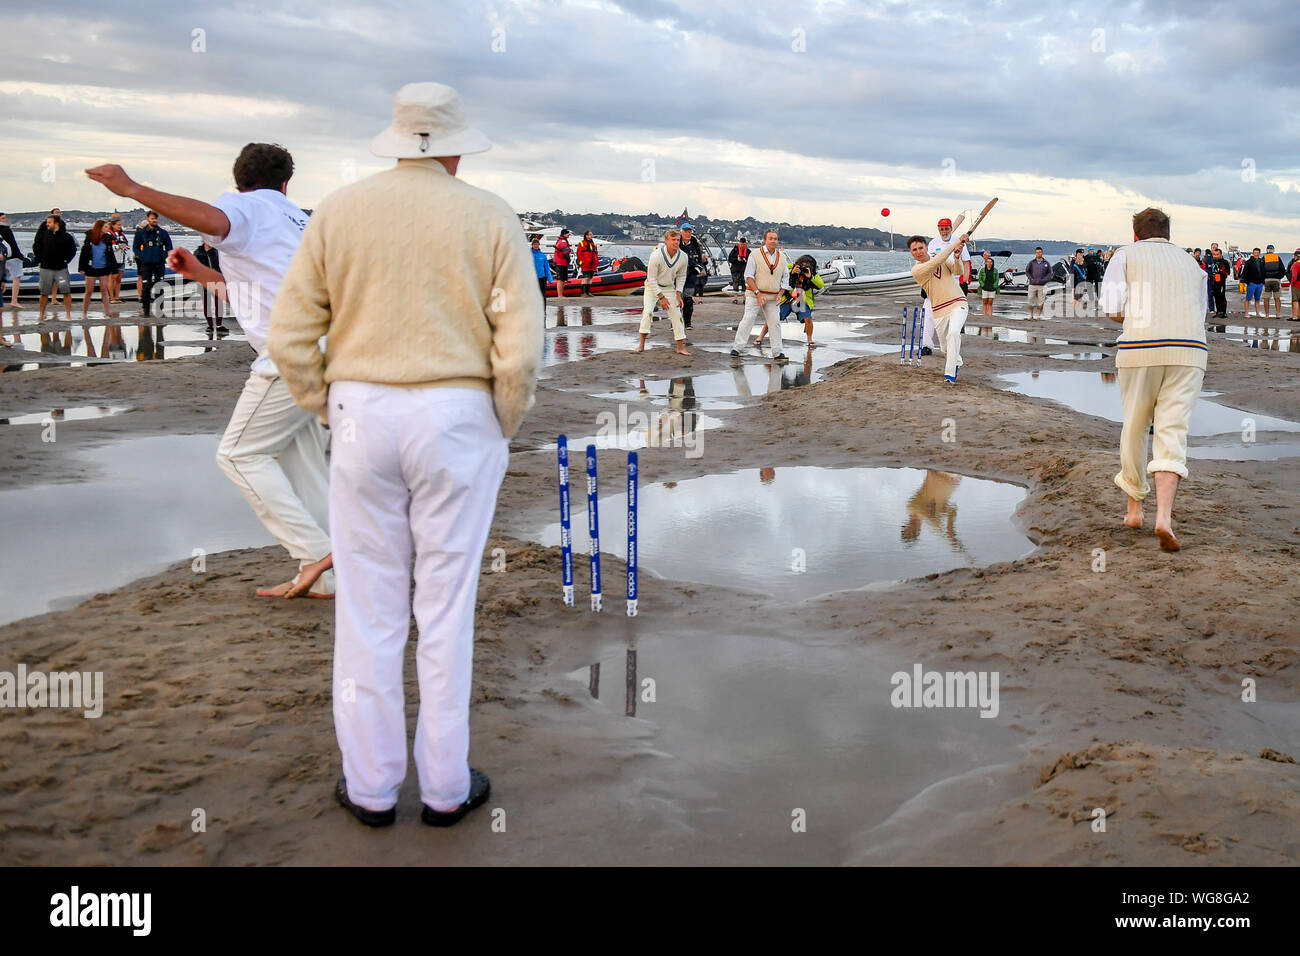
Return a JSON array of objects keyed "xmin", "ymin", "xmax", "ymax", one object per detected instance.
[
  {"xmin": 639, "ymin": 291, "xmax": 685, "ymax": 340},
  {"xmin": 1114, "ymin": 365, "xmax": 1204, "ymax": 501},
  {"xmin": 732, "ymin": 293, "xmax": 783, "ymax": 353},
  {"xmin": 328, "ymin": 382, "xmax": 508, "ymax": 813},
  {"xmin": 216, "ymin": 372, "xmax": 332, "ymax": 579},
  {"xmin": 922, "ymin": 299, "xmax": 935, "ymax": 349},
  {"xmin": 933, "ymin": 303, "xmax": 968, "ymax": 377}
]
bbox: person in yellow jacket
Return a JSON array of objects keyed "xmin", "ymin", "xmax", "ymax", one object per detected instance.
[{"xmin": 756, "ymin": 255, "xmax": 824, "ymax": 349}]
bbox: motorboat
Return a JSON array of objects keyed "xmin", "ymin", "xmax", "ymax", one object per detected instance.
[
  {"xmin": 819, "ymin": 255, "xmax": 913, "ymax": 294},
  {"xmin": 545, "ymin": 269, "xmax": 646, "ymax": 297}
]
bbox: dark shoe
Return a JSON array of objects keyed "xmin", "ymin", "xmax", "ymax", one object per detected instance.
[
  {"xmin": 774, "ymin": 353, "xmax": 789, "ymax": 363},
  {"xmin": 421, "ymin": 768, "xmax": 491, "ymax": 827},
  {"xmin": 921, "ymin": 346, "xmax": 933, "ymax": 356},
  {"xmin": 729, "ymin": 348, "xmax": 740, "ymax": 357},
  {"xmin": 335, "ymin": 777, "xmax": 396, "ymax": 828}
]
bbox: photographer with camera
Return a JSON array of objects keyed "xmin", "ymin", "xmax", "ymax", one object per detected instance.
[
  {"xmin": 679, "ymin": 222, "xmax": 710, "ymax": 330},
  {"xmin": 756, "ymin": 254, "xmax": 823, "ymax": 349}
]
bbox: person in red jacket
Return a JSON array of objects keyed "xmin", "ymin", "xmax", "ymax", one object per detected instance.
[
  {"xmin": 1290, "ymin": 249, "xmax": 1300, "ymax": 321},
  {"xmin": 575, "ymin": 230, "xmax": 599, "ymax": 296},
  {"xmin": 552, "ymin": 228, "xmax": 571, "ymax": 298}
]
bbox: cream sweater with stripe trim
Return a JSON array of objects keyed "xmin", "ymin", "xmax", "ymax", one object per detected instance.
[
  {"xmin": 269, "ymin": 160, "xmax": 543, "ymax": 437},
  {"xmin": 1105, "ymin": 238, "xmax": 1208, "ymax": 370}
]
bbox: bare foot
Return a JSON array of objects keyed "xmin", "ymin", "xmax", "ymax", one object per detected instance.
[
  {"xmin": 257, "ymin": 555, "xmax": 334, "ymax": 599},
  {"xmin": 676, "ymin": 346, "xmax": 691, "ymax": 355},
  {"xmin": 633, "ymin": 345, "xmax": 644, "ymax": 353},
  {"xmin": 1123, "ymin": 499, "xmax": 1143, "ymax": 528},
  {"xmin": 287, "ymin": 553, "xmax": 334, "ymax": 598},
  {"xmin": 1154, "ymin": 524, "xmax": 1180, "ymax": 552}
]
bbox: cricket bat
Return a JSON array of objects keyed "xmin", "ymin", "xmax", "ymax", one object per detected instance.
[{"xmin": 964, "ymin": 198, "xmax": 999, "ymax": 237}]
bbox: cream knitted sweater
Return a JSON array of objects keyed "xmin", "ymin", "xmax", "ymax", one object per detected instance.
[{"xmin": 268, "ymin": 160, "xmax": 542, "ymax": 437}]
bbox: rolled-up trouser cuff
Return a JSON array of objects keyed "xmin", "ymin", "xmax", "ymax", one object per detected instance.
[
  {"xmin": 1147, "ymin": 458, "xmax": 1189, "ymax": 479},
  {"xmin": 1114, "ymin": 471, "xmax": 1150, "ymax": 501}
]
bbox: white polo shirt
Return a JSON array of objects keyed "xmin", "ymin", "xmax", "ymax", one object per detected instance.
[{"xmin": 201, "ymin": 188, "xmax": 308, "ymax": 376}]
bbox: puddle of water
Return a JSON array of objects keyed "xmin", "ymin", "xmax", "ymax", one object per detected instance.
[
  {"xmin": 1, "ymin": 405, "xmax": 129, "ymax": 426},
  {"xmin": 0, "ymin": 434, "xmax": 275, "ymax": 626},
  {"xmin": 539, "ymin": 466, "xmax": 1032, "ymax": 602},
  {"xmin": 567, "ymin": 632, "xmax": 1021, "ymax": 858},
  {"xmin": 546, "ymin": 304, "xmax": 643, "ymax": 328},
  {"xmin": 8, "ymin": 324, "xmax": 248, "ymax": 363},
  {"xmin": 1000, "ymin": 371, "xmax": 1300, "ymax": 436},
  {"xmin": 1206, "ymin": 325, "xmax": 1298, "ymax": 352},
  {"xmin": 1188, "ymin": 442, "xmax": 1300, "ymax": 461},
  {"xmin": 960, "ymin": 326, "xmax": 1079, "ymax": 346},
  {"xmin": 542, "ymin": 328, "xmax": 639, "ymax": 367},
  {"xmin": 1049, "ymin": 352, "xmax": 1105, "ymax": 361},
  {"xmin": 596, "ymin": 353, "xmax": 856, "ymax": 405}
]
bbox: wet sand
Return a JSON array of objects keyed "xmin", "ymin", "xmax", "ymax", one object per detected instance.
[{"xmin": 0, "ymin": 288, "xmax": 1297, "ymax": 865}]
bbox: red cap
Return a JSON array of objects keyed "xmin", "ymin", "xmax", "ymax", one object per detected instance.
[{"xmin": 937, "ymin": 218, "xmax": 952, "ymax": 228}]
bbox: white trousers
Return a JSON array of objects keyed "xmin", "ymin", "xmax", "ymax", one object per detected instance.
[
  {"xmin": 733, "ymin": 293, "xmax": 783, "ymax": 352},
  {"xmin": 216, "ymin": 372, "xmax": 332, "ymax": 584},
  {"xmin": 328, "ymin": 383, "xmax": 508, "ymax": 813},
  {"xmin": 934, "ymin": 303, "xmax": 968, "ymax": 378},
  {"xmin": 1115, "ymin": 365, "xmax": 1204, "ymax": 500},
  {"xmin": 922, "ymin": 300, "xmax": 935, "ymax": 349},
  {"xmin": 639, "ymin": 292, "xmax": 684, "ymax": 339}
]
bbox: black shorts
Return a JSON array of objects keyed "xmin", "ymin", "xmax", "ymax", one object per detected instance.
[
  {"xmin": 83, "ymin": 266, "xmax": 112, "ymax": 277},
  {"xmin": 581, "ymin": 270, "xmax": 595, "ymax": 280},
  {"xmin": 555, "ymin": 265, "xmax": 570, "ymax": 282}
]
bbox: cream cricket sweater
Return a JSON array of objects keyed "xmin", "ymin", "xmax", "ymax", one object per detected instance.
[
  {"xmin": 910, "ymin": 234, "xmax": 966, "ymax": 317},
  {"xmin": 643, "ymin": 244, "xmax": 687, "ymax": 298},
  {"xmin": 1104, "ymin": 238, "xmax": 1209, "ymax": 370},
  {"xmin": 269, "ymin": 160, "xmax": 543, "ymax": 437}
]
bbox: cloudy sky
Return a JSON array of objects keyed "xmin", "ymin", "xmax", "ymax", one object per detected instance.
[{"xmin": 3, "ymin": 0, "xmax": 1297, "ymax": 248}]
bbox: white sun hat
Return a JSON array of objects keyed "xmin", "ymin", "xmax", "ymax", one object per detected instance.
[{"xmin": 369, "ymin": 82, "xmax": 492, "ymax": 159}]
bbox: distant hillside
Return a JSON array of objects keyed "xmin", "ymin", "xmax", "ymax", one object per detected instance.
[{"xmin": 522, "ymin": 209, "xmax": 1105, "ymax": 253}]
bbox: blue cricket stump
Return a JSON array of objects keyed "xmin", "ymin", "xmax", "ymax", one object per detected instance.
[
  {"xmin": 557, "ymin": 435, "xmax": 574, "ymax": 607},
  {"xmin": 626, "ymin": 451, "xmax": 638, "ymax": 617},
  {"xmin": 586, "ymin": 444, "xmax": 602, "ymax": 612}
]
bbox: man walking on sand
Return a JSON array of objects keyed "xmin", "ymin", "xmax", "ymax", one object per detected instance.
[
  {"xmin": 908, "ymin": 230, "xmax": 969, "ymax": 383},
  {"xmin": 1100, "ymin": 206, "xmax": 1208, "ymax": 552},
  {"xmin": 635, "ymin": 229, "xmax": 689, "ymax": 355},
  {"xmin": 86, "ymin": 145, "xmax": 334, "ymax": 599},
  {"xmin": 731, "ymin": 228, "xmax": 790, "ymax": 363},
  {"xmin": 269, "ymin": 82, "xmax": 541, "ymax": 829}
]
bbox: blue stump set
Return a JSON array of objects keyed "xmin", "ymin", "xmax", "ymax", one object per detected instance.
[{"xmin": 556, "ymin": 436, "xmax": 637, "ymax": 617}]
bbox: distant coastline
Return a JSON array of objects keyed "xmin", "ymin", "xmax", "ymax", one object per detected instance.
[{"xmin": 3, "ymin": 207, "xmax": 1110, "ymax": 255}]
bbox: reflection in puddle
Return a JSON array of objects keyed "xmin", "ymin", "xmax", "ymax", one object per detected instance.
[
  {"xmin": 542, "ymin": 328, "xmax": 638, "ymax": 367},
  {"xmin": 1206, "ymin": 325, "xmax": 1298, "ymax": 352},
  {"xmin": 960, "ymin": 326, "xmax": 1083, "ymax": 346},
  {"xmin": 1048, "ymin": 352, "xmax": 1105, "ymax": 361},
  {"xmin": 0, "ymin": 434, "xmax": 274, "ymax": 626},
  {"xmin": 1000, "ymin": 371, "xmax": 1300, "ymax": 435},
  {"xmin": 7, "ymin": 324, "xmax": 248, "ymax": 363},
  {"xmin": 1, "ymin": 405, "xmax": 129, "ymax": 426},
  {"xmin": 567, "ymin": 631, "xmax": 1022, "ymax": 855},
  {"xmin": 546, "ymin": 304, "xmax": 643, "ymax": 328},
  {"xmin": 540, "ymin": 466, "xmax": 1032, "ymax": 602}
]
